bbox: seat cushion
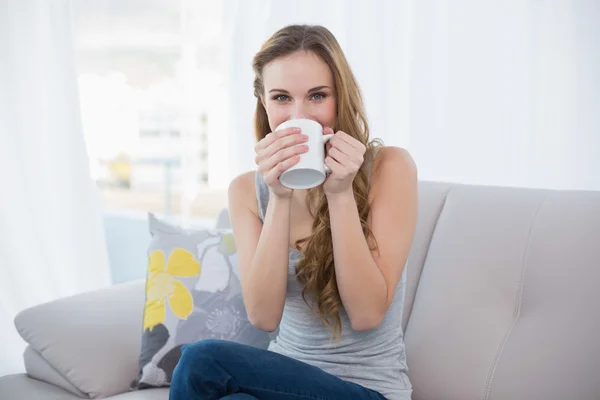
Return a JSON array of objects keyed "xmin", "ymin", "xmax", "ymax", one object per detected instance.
[
  {"xmin": 0, "ymin": 373, "xmax": 83, "ymax": 400},
  {"xmin": 109, "ymin": 388, "xmax": 169, "ymax": 399}
]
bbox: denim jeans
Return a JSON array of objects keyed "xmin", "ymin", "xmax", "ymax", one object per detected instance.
[{"xmin": 169, "ymin": 339, "xmax": 387, "ymax": 400}]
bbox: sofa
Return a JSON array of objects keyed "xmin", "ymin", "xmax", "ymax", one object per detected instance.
[{"xmin": 1, "ymin": 181, "xmax": 599, "ymax": 400}]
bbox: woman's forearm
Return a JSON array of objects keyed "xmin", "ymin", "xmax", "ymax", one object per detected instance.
[
  {"xmin": 245, "ymin": 194, "xmax": 292, "ymax": 332},
  {"xmin": 327, "ymin": 190, "xmax": 388, "ymax": 331}
]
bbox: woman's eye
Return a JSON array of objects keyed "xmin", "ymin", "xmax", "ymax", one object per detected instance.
[
  {"xmin": 274, "ymin": 94, "xmax": 290, "ymax": 102},
  {"xmin": 311, "ymin": 92, "xmax": 326, "ymax": 100}
]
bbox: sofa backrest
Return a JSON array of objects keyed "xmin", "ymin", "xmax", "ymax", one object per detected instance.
[{"xmin": 405, "ymin": 181, "xmax": 600, "ymax": 400}]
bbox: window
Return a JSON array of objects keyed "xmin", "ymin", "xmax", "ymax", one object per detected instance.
[{"xmin": 72, "ymin": 0, "xmax": 227, "ymax": 225}]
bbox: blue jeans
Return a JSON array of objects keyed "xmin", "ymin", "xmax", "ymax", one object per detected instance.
[{"xmin": 169, "ymin": 339, "xmax": 386, "ymax": 400}]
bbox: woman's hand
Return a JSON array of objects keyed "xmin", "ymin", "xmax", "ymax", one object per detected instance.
[
  {"xmin": 323, "ymin": 128, "xmax": 366, "ymax": 196},
  {"xmin": 254, "ymin": 127, "xmax": 309, "ymax": 199}
]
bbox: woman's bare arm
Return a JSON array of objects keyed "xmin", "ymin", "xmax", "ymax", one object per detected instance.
[
  {"xmin": 228, "ymin": 171, "xmax": 292, "ymax": 332},
  {"xmin": 328, "ymin": 147, "xmax": 418, "ymax": 331}
]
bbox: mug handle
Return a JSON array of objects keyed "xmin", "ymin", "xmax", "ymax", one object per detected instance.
[{"xmin": 322, "ymin": 134, "xmax": 334, "ymax": 174}]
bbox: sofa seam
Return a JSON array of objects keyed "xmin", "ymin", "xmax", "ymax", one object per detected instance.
[
  {"xmin": 481, "ymin": 193, "xmax": 550, "ymax": 400},
  {"xmin": 406, "ymin": 186, "xmax": 453, "ymax": 322}
]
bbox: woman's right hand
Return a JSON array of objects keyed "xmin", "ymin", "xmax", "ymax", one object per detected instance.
[{"xmin": 254, "ymin": 127, "xmax": 309, "ymax": 198}]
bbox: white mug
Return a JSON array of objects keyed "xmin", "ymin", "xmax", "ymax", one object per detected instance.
[{"xmin": 276, "ymin": 118, "xmax": 333, "ymax": 190}]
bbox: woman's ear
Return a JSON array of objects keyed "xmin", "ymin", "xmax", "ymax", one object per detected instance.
[{"xmin": 260, "ymin": 95, "xmax": 267, "ymax": 111}]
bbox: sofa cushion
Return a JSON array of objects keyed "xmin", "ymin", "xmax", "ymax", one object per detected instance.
[
  {"xmin": 0, "ymin": 374, "xmax": 83, "ymax": 400},
  {"xmin": 109, "ymin": 388, "xmax": 169, "ymax": 399},
  {"xmin": 402, "ymin": 181, "xmax": 453, "ymax": 330},
  {"xmin": 14, "ymin": 279, "xmax": 147, "ymax": 398},
  {"xmin": 404, "ymin": 184, "xmax": 600, "ymax": 400},
  {"xmin": 0, "ymin": 374, "xmax": 169, "ymax": 400},
  {"xmin": 131, "ymin": 214, "xmax": 270, "ymax": 389}
]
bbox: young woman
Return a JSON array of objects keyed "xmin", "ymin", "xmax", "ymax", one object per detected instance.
[{"xmin": 170, "ymin": 24, "xmax": 418, "ymax": 400}]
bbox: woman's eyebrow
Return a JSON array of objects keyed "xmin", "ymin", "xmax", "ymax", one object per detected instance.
[
  {"xmin": 307, "ymin": 85, "xmax": 330, "ymax": 93},
  {"xmin": 268, "ymin": 88, "xmax": 290, "ymax": 94},
  {"xmin": 268, "ymin": 85, "xmax": 331, "ymax": 94}
]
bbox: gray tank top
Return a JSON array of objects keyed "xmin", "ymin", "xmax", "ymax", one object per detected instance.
[{"xmin": 254, "ymin": 171, "xmax": 412, "ymax": 400}]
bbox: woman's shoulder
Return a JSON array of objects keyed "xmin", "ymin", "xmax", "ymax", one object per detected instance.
[
  {"xmin": 371, "ymin": 146, "xmax": 417, "ymax": 180},
  {"xmin": 228, "ymin": 171, "xmax": 261, "ymax": 215},
  {"xmin": 228, "ymin": 170, "xmax": 256, "ymax": 196},
  {"xmin": 368, "ymin": 146, "xmax": 417, "ymax": 198}
]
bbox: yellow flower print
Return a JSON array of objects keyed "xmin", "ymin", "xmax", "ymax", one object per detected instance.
[
  {"xmin": 143, "ymin": 248, "xmax": 201, "ymax": 331},
  {"xmin": 218, "ymin": 233, "xmax": 237, "ymax": 255}
]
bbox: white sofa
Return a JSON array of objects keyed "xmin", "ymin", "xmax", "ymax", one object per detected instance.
[{"xmin": 1, "ymin": 181, "xmax": 599, "ymax": 400}]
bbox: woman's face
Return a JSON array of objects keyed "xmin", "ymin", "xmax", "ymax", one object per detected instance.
[{"xmin": 261, "ymin": 51, "xmax": 337, "ymax": 133}]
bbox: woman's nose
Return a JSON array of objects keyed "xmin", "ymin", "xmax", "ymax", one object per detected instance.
[{"xmin": 292, "ymin": 103, "xmax": 309, "ymax": 119}]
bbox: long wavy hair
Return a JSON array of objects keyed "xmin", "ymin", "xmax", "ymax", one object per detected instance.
[{"xmin": 252, "ymin": 25, "xmax": 380, "ymax": 340}]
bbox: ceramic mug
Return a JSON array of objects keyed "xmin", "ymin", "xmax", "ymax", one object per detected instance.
[{"xmin": 276, "ymin": 118, "xmax": 333, "ymax": 189}]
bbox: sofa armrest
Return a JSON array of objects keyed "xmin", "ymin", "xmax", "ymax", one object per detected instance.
[
  {"xmin": 14, "ymin": 279, "xmax": 146, "ymax": 398},
  {"xmin": 23, "ymin": 345, "xmax": 87, "ymax": 398}
]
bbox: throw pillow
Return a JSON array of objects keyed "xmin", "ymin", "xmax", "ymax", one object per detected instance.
[{"xmin": 131, "ymin": 213, "xmax": 271, "ymax": 389}]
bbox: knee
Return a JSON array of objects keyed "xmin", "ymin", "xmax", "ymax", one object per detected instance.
[
  {"xmin": 176, "ymin": 339, "xmax": 235, "ymax": 372},
  {"xmin": 177, "ymin": 339, "xmax": 219, "ymax": 369},
  {"xmin": 171, "ymin": 340, "xmax": 232, "ymax": 397}
]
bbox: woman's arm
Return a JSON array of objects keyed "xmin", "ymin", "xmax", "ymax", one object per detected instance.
[
  {"xmin": 327, "ymin": 146, "xmax": 418, "ymax": 331},
  {"xmin": 228, "ymin": 171, "xmax": 292, "ymax": 332}
]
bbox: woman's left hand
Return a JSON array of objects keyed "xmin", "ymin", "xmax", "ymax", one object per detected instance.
[{"xmin": 323, "ymin": 128, "xmax": 366, "ymax": 196}]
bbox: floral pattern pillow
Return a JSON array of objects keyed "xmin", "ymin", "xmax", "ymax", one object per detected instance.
[{"xmin": 131, "ymin": 214, "xmax": 271, "ymax": 389}]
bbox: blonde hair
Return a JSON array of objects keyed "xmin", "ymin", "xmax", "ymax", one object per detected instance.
[{"xmin": 252, "ymin": 24, "xmax": 380, "ymax": 339}]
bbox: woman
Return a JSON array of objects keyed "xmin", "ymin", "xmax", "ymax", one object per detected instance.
[{"xmin": 170, "ymin": 24, "xmax": 418, "ymax": 400}]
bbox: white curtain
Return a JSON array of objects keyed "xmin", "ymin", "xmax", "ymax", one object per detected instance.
[
  {"xmin": 0, "ymin": 0, "xmax": 111, "ymax": 375},
  {"xmin": 222, "ymin": 0, "xmax": 600, "ymax": 191}
]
